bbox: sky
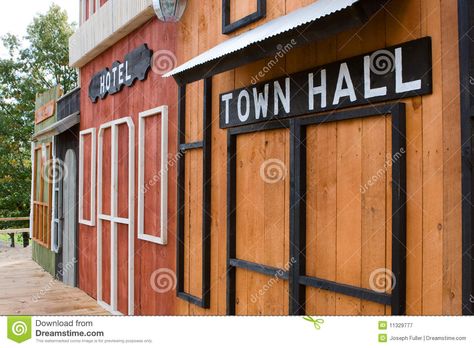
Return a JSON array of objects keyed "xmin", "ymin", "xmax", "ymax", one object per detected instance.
[{"xmin": 0, "ymin": 0, "xmax": 79, "ymax": 57}]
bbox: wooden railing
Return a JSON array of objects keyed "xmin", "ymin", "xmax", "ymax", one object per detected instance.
[{"xmin": 0, "ymin": 217, "xmax": 30, "ymax": 247}]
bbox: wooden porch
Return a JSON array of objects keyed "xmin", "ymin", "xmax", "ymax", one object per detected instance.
[{"xmin": 0, "ymin": 244, "xmax": 108, "ymax": 315}]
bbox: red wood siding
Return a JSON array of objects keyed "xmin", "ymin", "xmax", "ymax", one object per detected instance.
[{"xmin": 78, "ymin": 17, "xmax": 178, "ymax": 315}]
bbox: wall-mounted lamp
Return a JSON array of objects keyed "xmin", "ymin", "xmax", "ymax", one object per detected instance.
[{"xmin": 152, "ymin": 0, "xmax": 187, "ymax": 22}]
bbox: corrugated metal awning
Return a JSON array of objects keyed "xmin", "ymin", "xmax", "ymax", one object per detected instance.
[
  {"xmin": 32, "ymin": 112, "xmax": 80, "ymax": 141},
  {"xmin": 164, "ymin": 0, "xmax": 389, "ymax": 84}
]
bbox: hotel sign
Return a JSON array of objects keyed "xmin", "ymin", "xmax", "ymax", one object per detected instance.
[
  {"xmin": 89, "ymin": 44, "xmax": 152, "ymax": 102},
  {"xmin": 219, "ymin": 37, "xmax": 432, "ymax": 128}
]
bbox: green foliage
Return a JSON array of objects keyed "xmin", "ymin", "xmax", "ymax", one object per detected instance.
[{"xmin": 0, "ymin": 4, "xmax": 77, "ymax": 218}]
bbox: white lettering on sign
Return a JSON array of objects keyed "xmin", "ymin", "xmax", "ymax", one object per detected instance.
[
  {"xmin": 125, "ymin": 61, "xmax": 132, "ymax": 81},
  {"xmin": 118, "ymin": 63, "xmax": 125, "ymax": 85},
  {"xmin": 333, "ymin": 63, "xmax": 356, "ymax": 105},
  {"xmin": 395, "ymin": 47, "xmax": 422, "ymax": 93},
  {"xmin": 237, "ymin": 90, "xmax": 251, "ymax": 122},
  {"xmin": 219, "ymin": 38, "xmax": 432, "ymax": 128},
  {"xmin": 308, "ymin": 69, "xmax": 327, "ymax": 110},
  {"xmin": 221, "ymin": 93, "xmax": 233, "ymax": 125},
  {"xmin": 105, "ymin": 72, "xmax": 111, "ymax": 91},
  {"xmin": 112, "ymin": 66, "xmax": 118, "ymax": 86},
  {"xmin": 89, "ymin": 44, "xmax": 152, "ymax": 103},
  {"xmin": 364, "ymin": 56, "xmax": 387, "ymax": 99},
  {"xmin": 100, "ymin": 75, "xmax": 105, "ymax": 95},
  {"xmin": 253, "ymin": 84, "xmax": 269, "ymax": 120},
  {"xmin": 274, "ymin": 78, "xmax": 291, "ymax": 115}
]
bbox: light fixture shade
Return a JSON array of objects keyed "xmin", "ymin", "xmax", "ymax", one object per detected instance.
[{"xmin": 152, "ymin": 0, "xmax": 187, "ymax": 22}]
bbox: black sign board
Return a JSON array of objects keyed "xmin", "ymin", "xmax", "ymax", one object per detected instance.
[
  {"xmin": 88, "ymin": 44, "xmax": 152, "ymax": 102},
  {"xmin": 219, "ymin": 37, "xmax": 432, "ymax": 128}
]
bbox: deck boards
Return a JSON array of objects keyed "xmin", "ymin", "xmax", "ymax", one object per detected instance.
[{"xmin": 0, "ymin": 246, "xmax": 109, "ymax": 315}]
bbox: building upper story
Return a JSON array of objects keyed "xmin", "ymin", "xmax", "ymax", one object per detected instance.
[{"xmin": 70, "ymin": 0, "xmax": 156, "ymax": 68}]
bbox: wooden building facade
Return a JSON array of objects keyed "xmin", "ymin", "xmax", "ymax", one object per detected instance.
[
  {"xmin": 31, "ymin": 87, "xmax": 63, "ymax": 276},
  {"xmin": 69, "ymin": 0, "xmax": 474, "ymax": 316},
  {"xmin": 30, "ymin": 86, "xmax": 81, "ymax": 283}
]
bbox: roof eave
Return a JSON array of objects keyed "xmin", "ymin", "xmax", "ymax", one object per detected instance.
[{"xmin": 169, "ymin": 0, "xmax": 390, "ymax": 85}]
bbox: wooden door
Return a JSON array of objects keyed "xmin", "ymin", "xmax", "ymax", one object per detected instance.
[
  {"xmin": 62, "ymin": 149, "xmax": 78, "ymax": 286},
  {"xmin": 97, "ymin": 117, "xmax": 135, "ymax": 315}
]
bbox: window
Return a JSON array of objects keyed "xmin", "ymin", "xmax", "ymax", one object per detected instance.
[
  {"xmin": 222, "ymin": 0, "xmax": 266, "ymax": 34},
  {"xmin": 79, "ymin": 128, "xmax": 97, "ymax": 226},
  {"xmin": 138, "ymin": 106, "xmax": 169, "ymax": 245}
]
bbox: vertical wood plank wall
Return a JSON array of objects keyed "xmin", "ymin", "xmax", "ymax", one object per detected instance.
[
  {"xmin": 79, "ymin": 18, "xmax": 178, "ymax": 315},
  {"xmin": 174, "ymin": 0, "xmax": 462, "ymax": 315},
  {"xmin": 78, "ymin": 0, "xmax": 462, "ymax": 315}
]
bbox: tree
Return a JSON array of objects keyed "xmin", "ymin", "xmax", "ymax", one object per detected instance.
[{"xmin": 0, "ymin": 4, "xmax": 77, "ymax": 222}]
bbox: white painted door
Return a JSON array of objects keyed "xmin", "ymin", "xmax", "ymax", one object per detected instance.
[{"xmin": 62, "ymin": 149, "xmax": 77, "ymax": 286}]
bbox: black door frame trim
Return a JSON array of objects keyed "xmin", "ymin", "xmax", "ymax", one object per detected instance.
[
  {"xmin": 458, "ymin": 0, "xmax": 474, "ymax": 315},
  {"xmin": 290, "ymin": 103, "xmax": 407, "ymax": 315},
  {"xmin": 226, "ymin": 104, "xmax": 407, "ymax": 315},
  {"xmin": 222, "ymin": 0, "xmax": 266, "ymax": 35},
  {"xmin": 226, "ymin": 119, "xmax": 291, "ymax": 315},
  {"xmin": 176, "ymin": 79, "xmax": 212, "ymax": 308}
]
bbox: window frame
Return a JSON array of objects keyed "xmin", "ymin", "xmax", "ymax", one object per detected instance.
[
  {"xmin": 222, "ymin": 0, "xmax": 266, "ymax": 34},
  {"xmin": 79, "ymin": 128, "xmax": 97, "ymax": 226},
  {"xmin": 137, "ymin": 106, "xmax": 169, "ymax": 245},
  {"xmin": 96, "ymin": 116, "xmax": 135, "ymax": 315}
]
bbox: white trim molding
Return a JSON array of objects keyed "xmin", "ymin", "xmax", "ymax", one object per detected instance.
[
  {"xmin": 97, "ymin": 117, "xmax": 135, "ymax": 316},
  {"xmin": 88, "ymin": 0, "xmax": 94, "ymax": 18},
  {"xmin": 29, "ymin": 142, "xmax": 35, "ymax": 238},
  {"xmin": 137, "ymin": 106, "xmax": 169, "ymax": 245},
  {"xmin": 70, "ymin": 0, "xmax": 155, "ymax": 68},
  {"xmin": 50, "ymin": 136, "xmax": 61, "ymax": 253},
  {"xmin": 79, "ymin": 128, "xmax": 97, "ymax": 226}
]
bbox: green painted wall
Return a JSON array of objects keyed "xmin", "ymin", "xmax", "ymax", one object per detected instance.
[
  {"xmin": 34, "ymin": 86, "xmax": 62, "ymax": 134},
  {"xmin": 32, "ymin": 241, "xmax": 57, "ymax": 277}
]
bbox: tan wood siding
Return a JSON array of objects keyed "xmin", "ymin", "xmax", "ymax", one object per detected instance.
[{"xmin": 174, "ymin": 0, "xmax": 462, "ymax": 315}]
